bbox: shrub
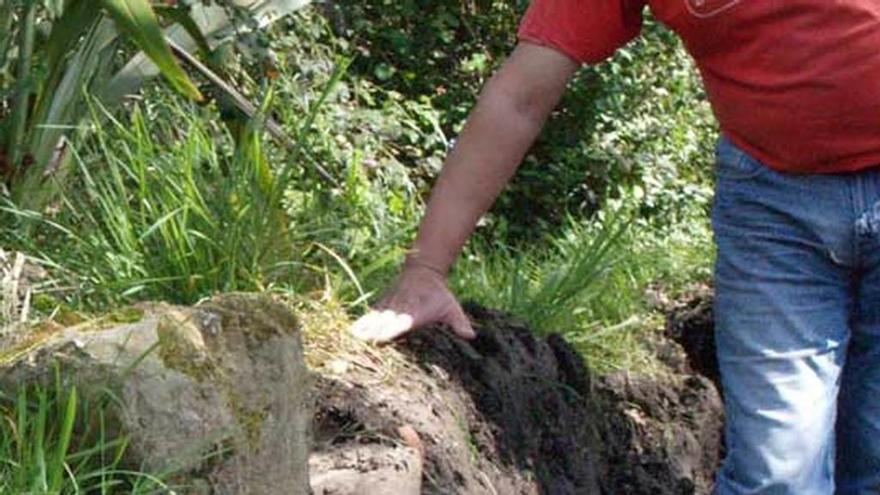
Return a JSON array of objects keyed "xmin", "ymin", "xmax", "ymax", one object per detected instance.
[{"xmin": 325, "ymin": 3, "xmax": 717, "ymax": 241}]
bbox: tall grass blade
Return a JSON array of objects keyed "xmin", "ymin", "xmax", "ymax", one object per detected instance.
[
  {"xmin": 314, "ymin": 242, "xmax": 366, "ymax": 303},
  {"xmin": 272, "ymin": 56, "xmax": 350, "ymax": 198},
  {"xmin": 48, "ymin": 386, "xmax": 77, "ymax": 491},
  {"xmin": 15, "ymin": 387, "xmax": 27, "ymax": 473},
  {"xmin": 31, "ymin": 390, "xmax": 49, "ymax": 493},
  {"xmin": 98, "ymin": 0, "xmax": 203, "ymax": 100}
]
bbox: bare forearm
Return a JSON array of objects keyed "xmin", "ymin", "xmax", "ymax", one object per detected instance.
[
  {"xmin": 409, "ymin": 84, "xmax": 543, "ymax": 272},
  {"xmin": 408, "ymin": 43, "xmax": 576, "ymax": 274},
  {"xmin": 352, "ymin": 43, "xmax": 578, "ymax": 342}
]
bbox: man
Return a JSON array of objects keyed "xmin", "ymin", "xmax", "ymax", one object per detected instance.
[{"xmin": 350, "ymin": 1, "xmax": 880, "ymax": 493}]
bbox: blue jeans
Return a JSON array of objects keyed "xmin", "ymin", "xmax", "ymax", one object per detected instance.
[{"xmin": 712, "ymin": 136, "xmax": 880, "ymax": 495}]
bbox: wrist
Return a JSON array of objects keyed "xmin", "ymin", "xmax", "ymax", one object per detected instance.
[{"xmin": 403, "ymin": 252, "xmax": 450, "ymax": 279}]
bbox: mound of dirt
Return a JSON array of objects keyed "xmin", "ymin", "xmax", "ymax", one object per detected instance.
[
  {"xmin": 595, "ymin": 373, "xmax": 722, "ymax": 494},
  {"xmin": 310, "ymin": 302, "xmax": 723, "ymax": 494}
]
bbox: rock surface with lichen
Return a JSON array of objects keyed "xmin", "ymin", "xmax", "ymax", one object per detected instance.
[{"xmin": 0, "ymin": 293, "xmax": 311, "ymax": 495}]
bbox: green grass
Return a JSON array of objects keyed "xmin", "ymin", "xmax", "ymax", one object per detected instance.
[
  {"xmin": 452, "ymin": 207, "xmax": 713, "ymax": 371},
  {"xmin": 0, "ymin": 371, "xmax": 172, "ymax": 494},
  {"xmin": 0, "ymin": 43, "xmax": 418, "ymax": 311},
  {"xmin": 2, "ymin": 76, "xmax": 343, "ymax": 307},
  {"xmin": 0, "ymin": 5, "xmax": 721, "ymax": 492},
  {"xmin": 453, "ymin": 212, "xmax": 629, "ymax": 331}
]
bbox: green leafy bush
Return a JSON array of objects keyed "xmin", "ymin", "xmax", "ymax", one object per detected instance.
[
  {"xmin": 0, "ymin": 14, "xmax": 427, "ymax": 307},
  {"xmin": 325, "ymin": 3, "xmax": 717, "ymax": 240},
  {"xmin": 0, "ymin": 0, "xmax": 203, "ymax": 210}
]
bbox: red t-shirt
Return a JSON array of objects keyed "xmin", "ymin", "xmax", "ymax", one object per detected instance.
[{"xmin": 518, "ymin": 0, "xmax": 880, "ymax": 173}]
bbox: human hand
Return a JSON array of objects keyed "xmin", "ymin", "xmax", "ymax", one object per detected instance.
[{"xmin": 349, "ymin": 265, "xmax": 476, "ymax": 343}]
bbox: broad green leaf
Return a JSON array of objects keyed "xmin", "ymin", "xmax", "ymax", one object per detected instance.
[
  {"xmin": 153, "ymin": 5, "xmax": 212, "ymax": 60},
  {"xmin": 15, "ymin": 19, "xmax": 119, "ymax": 210},
  {"xmin": 44, "ymin": 0, "xmax": 94, "ymax": 70},
  {"xmin": 32, "ymin": 0, "xmax": 99, "ymax": 133},
  {"xmin": 7, "ymin": 2, "xmax": 38, "ymax": 167},
  {"xmin": 100, "ymin": 0, "xmax": 311, "ymax": 105},
  {"xmin": 98, "ymin": 0, "xmax": 202, "ymax": 101}
]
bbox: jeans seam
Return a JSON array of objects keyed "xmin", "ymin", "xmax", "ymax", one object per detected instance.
[{"xmin": 852, "ymin": 174, "xmax": 866, "ymax": 265}]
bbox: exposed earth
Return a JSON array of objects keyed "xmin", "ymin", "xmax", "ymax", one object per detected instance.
[
  {"xmin": 310, "ymin": 295, "xmax": 723, "ymax": 495},
  {"xmin": 0, "ymin": 271, "xmax": 723, "ymax": 495}
]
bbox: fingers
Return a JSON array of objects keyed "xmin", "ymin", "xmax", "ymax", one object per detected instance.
[
  {"xmin": 445, "ymin": 305, "xmax": 476, "ymax": 340},
  {"xmin": 349, "ymin": 279, "xmax": 475, "ymax": 343},
  {"xmin": 349, "ymin": 306, "xmax": 475, "ymax": 343},
  {"xmin": 349, "ymin": 309, "xmax": 415, "ymax": 343}
]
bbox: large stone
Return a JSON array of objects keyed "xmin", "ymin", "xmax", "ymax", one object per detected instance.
[
  {"xmin": 309, "ymin": 443, "xmax": 423, "ymax": 495},
  {"xmin": 0, "ymin": 293, "xmax": 311, "ymax": 495}
]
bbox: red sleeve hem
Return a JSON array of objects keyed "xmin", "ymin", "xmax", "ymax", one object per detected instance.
[
  {"xmin": 517, "ymin": 32, "xmax": 594, "ymax": 65},
  {"xmin": 516, "ymin": 0, "xmax": 645, "ymax": 65},
  {"xmin": 517, "ymin": 27, "xmax": 640, "ymax": 65}
]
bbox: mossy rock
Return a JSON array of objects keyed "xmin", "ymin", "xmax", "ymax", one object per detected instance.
[{"xmin": 0, "ymin": 293, "xmax": 312, "ymax": 495}]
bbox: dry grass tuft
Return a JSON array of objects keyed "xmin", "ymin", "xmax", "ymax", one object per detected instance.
[
  {"xmin": 286, "ymin": 292, "xmax": 409, "ymax": 383},
  {"xmin": 0, "ymin": 249, "xmax": 59, "ymax": 349},
  {"xmin": 1, "ymin": 249, "xmax": 33, "ymax": 345}
]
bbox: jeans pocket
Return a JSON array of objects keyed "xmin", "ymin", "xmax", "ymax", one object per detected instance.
[{"xmin": 714, "ymin": 136, "xmax": 770, "ymax": 181}]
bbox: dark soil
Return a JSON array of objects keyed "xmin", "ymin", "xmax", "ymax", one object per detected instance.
[
  {"xmin": 666, "ymin": 292, "xmax": 719, "ymax": 391},
  {"xmin": 310, "ymin": 300, "xmax": 722, "ymax": 494},
  {"xmin": 595, "ymin": 373, "xmax": 721, "ymax": 494}
]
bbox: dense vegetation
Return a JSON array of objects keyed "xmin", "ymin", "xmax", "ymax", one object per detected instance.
[{"xmin": 1, "ymin": 0, "xmax": 717, "ymax": 490}]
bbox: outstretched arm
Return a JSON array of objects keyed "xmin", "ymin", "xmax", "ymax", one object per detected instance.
[{"xmin": 351, "ymin": 41, "xmax": 579, "ymax": 342}]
